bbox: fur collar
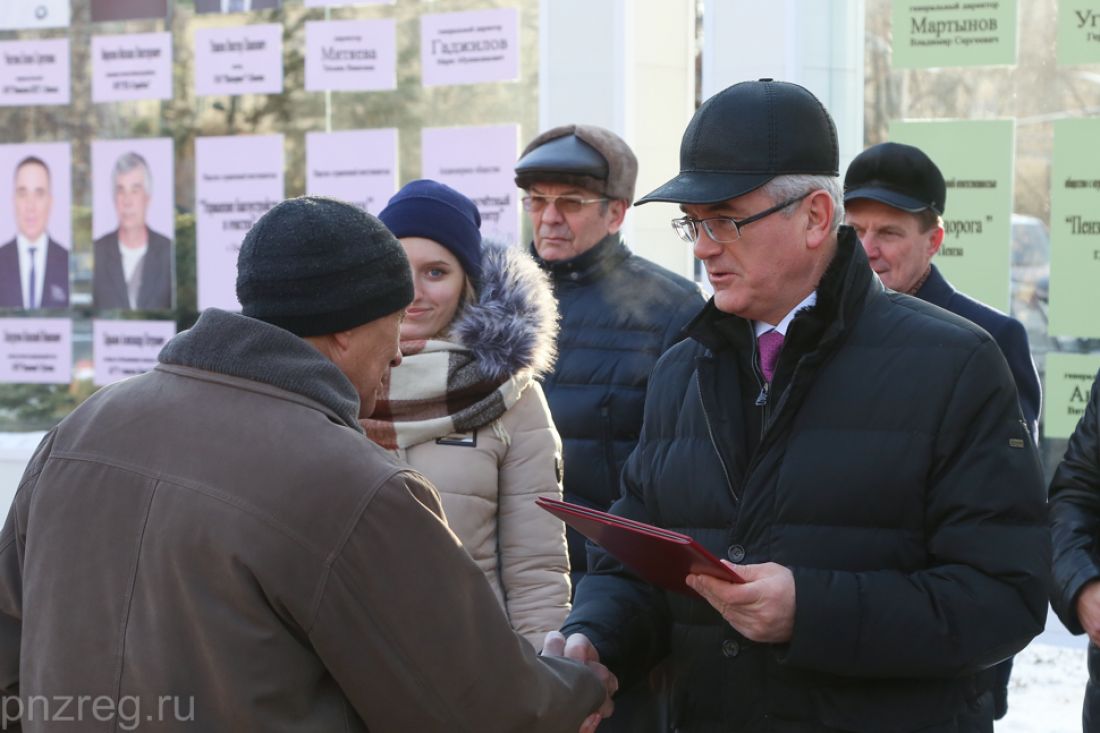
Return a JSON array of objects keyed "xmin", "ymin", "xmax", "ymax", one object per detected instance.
[{"xmin": 450, "ymin": 240, "xmax": 559, "ymax": 383}]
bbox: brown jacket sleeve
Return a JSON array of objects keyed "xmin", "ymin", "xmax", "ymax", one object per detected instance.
[
  {"xmin": 0, "ymin": 430, "xmax": 56, "ymax": 732},
  {"xmin": 306, "ymin": 469, "xmax": 605, "ymax": 732}
]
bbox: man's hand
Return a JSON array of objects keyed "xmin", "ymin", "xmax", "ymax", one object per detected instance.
[
  {"xmin": 542, "ymin": 631, "xmax": 617, "ymax": 731},
  {"xmin": 1077, "ymin": 580, "xmax": 1100, "ymax": 646},
  {"xmin": 686, "ymin": 561, "xmax": 796, "ymax": 643}
]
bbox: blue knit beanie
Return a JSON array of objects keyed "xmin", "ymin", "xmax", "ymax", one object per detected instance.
[
  {"xmin": 236, "ymin": 196, "xmax": 414, "ymax": 337},
  {"xmin": 378, "ymin": 179, "xmax": 483, "ymax": 286}
]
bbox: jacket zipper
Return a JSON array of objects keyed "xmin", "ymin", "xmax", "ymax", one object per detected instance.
[
  {"xmin": 697, "ymin": 371, "xmax": 737, "ymax": 502},
  {"xmin": 750, "ymin": 324, "xmax": 770, "ymax": 440}
]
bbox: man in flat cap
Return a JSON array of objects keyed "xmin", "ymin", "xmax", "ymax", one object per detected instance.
[
  {"xmin": 514, "ymin": 124, "xmax": 702, "ymax": 588},
  {"xmin": 516, "ymin": 126, "xmax": 702, "ymax": 730},
  {"xmin": 0, "ymin": 197, "xmax": 614, "ymax": 732},
  {"xmin": 548, "ymin": 80, "xmax": 1049, "ymax": 732}
]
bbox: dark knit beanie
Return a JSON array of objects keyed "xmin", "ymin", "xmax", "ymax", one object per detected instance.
[
  {"xmin": 236, "ymin": 196, "xmax": 414, "ymax": 337},
  {"xmin": 378, "ymin": 179, "xmax": 484, "ymax": 286}
]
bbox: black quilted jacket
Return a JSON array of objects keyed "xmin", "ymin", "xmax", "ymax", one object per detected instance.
[{"xmin": 563, "ymin": 227, "xmax": 1050, "ymax": 732}]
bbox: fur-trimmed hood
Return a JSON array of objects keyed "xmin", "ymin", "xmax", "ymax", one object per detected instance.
[{"xmin": 450, "ymin": 240, "xmax": 559, "ymax": 383}]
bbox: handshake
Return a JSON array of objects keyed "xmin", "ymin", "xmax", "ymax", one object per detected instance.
[{"xmin": 542, "ymin": 630, "xmax": 618, "ymax": 733}]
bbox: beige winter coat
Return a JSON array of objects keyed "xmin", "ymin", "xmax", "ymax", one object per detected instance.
[{"xmin": 400, "ymin": 382, "xmax": 570, "ymax": 648}]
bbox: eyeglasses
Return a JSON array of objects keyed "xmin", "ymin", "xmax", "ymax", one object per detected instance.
[
  {"xmin": 670, "ymin": 193, "xmax": 810, "ymax": 244},
  {"xmin": 522, "ymin": 194, "xmax": 609, "ymax": 214}
]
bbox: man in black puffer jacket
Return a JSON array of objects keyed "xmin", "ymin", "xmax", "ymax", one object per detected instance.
[
  {"xmin": 514, "ymin": 124, "xmax": 704, "ymax": 589},
  {"xmin": 1050, "ymin": 368, "xmax": 1100, "ymax": 732},
  {"xmin": 547, "ymin": 79, "xmax": 1050, "ymax": 733}
]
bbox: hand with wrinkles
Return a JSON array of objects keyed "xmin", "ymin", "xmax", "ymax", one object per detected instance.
[
  {"xmin": 687, "ymin": 561, "xmax": 796, "ymax": 643},
  {"xmin": 542, "ymin": 630, "xmax": 618, "ymax": 733}
]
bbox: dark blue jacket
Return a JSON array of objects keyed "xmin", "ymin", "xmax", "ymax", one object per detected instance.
[
  {"xmin": 915, "ymin": 264, "xmax": 1041, "ymax": 441},
  {"xmin": 563, "ymin": 229, "xmax": 1049, "ymax": 732},
  {"xmin": 534, "ymin": 233, "xmax": 703, "ymax": 584}
]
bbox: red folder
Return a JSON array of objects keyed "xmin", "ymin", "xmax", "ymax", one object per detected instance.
[{"xmin": 536, "ymin": 497, "xmax": 744, "ymax": 596}]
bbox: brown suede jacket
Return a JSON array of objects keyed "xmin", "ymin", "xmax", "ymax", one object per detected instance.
[{"xmin": 0, "ymin": 309, "xmax": 603, "ymax": 732}]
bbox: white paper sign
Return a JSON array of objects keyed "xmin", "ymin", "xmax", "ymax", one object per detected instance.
[
  {"xmin": 305, "ymin": 20, "xmax": 396, "ymax": 92},
  {"xmin": 0, "ymin": 0, "xmax": 69, "ymax": 30},
  {"xmin": 196, "ymin": 135, "xmax": 284, "ymax": 311},
  {"xmin": 194, "ymin": 24, "xmax": 283, "ymax": 97},
  {"xmin": 306, "ymin": 129, "xmax": 397, "ymax": 215},
  {"xmin": 93, "ymin": 319, "xmax": 175, "ymax": 386},
  {"xmin": 422, "ymin": 125, "xmax": 519, "ymax": 245},
  {"xmin": 0, "ymin": 318, "xmax": 71, "ymax": 384},
  {"xmin": 0, "ymin": 39, "xmax": 71, "ymax": 107},
  {"xmin": 92, "ymin": 32, "xmax": 172, "ymax": 103},
  {"xmin": 420, "ymin": 9, "xmax": 519, "ymax": 87}
]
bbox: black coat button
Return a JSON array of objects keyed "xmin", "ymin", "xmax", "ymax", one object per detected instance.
[
  {"xmin": 722, "ymin": 639, "xmax": 740, "ymax": 658},
  {"xmin": 727, "ymin": 544, "xmax": 745, "ymax": 562}
]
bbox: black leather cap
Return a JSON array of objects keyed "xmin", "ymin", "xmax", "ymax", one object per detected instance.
[
  {"xmin": 844, "ymin": 142, "xmax": 946, "ymax": 215},
  {"xmin": 514, "ymin": 123, "xmax": 638, "ymax": 203},
  {"xmin": 514, "ymin": 134, "xmax": 608, "ymax": 181},
  {"xmin": 638, "ymin": 79, "xmax": 839, "ymax": 206}
]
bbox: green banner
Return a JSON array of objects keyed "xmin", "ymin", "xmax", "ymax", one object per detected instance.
[
  {"xmin": 1058, "ymin": 0, "xmax": 1100, "ymax": 65},
  {"xmin": 1043, "ymin": 352, "xmax": 1100, "ymax": 438},
  {"xmin": 1049, "ymin": 119, "xmax": 1100, "ymax": 337},
  {"xmin": 889, "ymin": 119, "xmax": 1015, "ymax": 312},
  {"xmin": 891, "ymin": 0, "xmax": 1018, "ymax": 68}
]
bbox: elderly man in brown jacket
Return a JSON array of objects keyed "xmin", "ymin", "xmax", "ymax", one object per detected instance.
[{"xmin": 0, "ymin": 197, "xmax": 613, "ymax": 732}]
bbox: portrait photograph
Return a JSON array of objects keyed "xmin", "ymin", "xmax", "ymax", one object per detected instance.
[
  {"xmin": 0, "ymin": 142, "xmax": 72, "ymax": 310},
  {"xmin": 91, "ymin": 137, "xmax": 174, "ymax": 311}
]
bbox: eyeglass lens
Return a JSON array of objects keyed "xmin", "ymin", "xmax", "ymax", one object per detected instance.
[{"xmin": 523, "ymin": 195, "xmax": 588, "ymax": 214}]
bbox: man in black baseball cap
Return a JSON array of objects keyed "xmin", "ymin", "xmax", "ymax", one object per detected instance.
[
  {"xmin": 843, "ymin": 141, "xmax": 1039, "ymax": 440},
  {"xmin": 845, "ymin": 142, "xmax": 1042, "ymax": 729},
  {"xmin": 550, "ymin": 80, "xmax": 1049, "ymax": 733}
]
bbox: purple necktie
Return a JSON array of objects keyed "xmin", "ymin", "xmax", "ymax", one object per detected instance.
[{"xmin": 758, "ymin": 330, "xmax": 785, "ymax": 383}]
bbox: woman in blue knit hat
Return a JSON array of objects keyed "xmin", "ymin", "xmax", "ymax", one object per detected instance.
[{"xmin": 366, "ymin": 179, "xmax": 570, "ymax": 647}]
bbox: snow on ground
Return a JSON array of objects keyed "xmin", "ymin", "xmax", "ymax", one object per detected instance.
[
  {"xmin": 999, "ymin": 607, "xmax": 1088, "ymax": 733},
  {"xmin": 1000, "ymin": 643, "xmax": 1086, "ymax": 732}
]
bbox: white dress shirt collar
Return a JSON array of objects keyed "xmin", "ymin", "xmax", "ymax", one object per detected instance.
[{"xmin": 753, "ymin": 291, "xmax": 818, "ymax": 338}]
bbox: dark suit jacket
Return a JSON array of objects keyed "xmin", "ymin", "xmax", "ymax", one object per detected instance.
[
  {"xmin": 0, "ymin": 237, "xmax": 70, "ymax": 309},
  {"xmin": 194, "ymin": 0, "xmax": 280, "ymax": 12},
  {"xmin": 93, "ymin": 227, "xmax": 174, "ymax": 311},
  {"xmin": 916, "ymin": 264, "xmax": 1041, "ymax": 440}
]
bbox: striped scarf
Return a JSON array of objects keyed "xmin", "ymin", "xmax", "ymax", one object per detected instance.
[{"xmin": 362, "ymin": 338, "xmax": 531, "ymax": 450}]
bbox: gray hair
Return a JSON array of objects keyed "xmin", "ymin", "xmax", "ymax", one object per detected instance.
[
  {"xmin": 112, "ymin": 152, "xmax": 152, "ymax": 198},
  {"xmin": 761, "ymin": 174, "xmax": 843, "ymax": 232}
]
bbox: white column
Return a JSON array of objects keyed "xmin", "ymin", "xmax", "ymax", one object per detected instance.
[
  {"xmin": 537, "ymin": 0, "xmax": 696, "ymax": 277},
  {"xmin": 702, "ymin": 0, "xmax": 865, "ymax": 175}
]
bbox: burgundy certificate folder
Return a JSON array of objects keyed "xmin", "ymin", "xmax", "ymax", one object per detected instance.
[{"xmin": 536, "ymin": 497, "xmax": 744, "ymax": 596}]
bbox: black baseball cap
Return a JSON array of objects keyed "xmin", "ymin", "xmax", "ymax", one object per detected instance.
[
  {"xmin": 637, "ymin": 79, "xmax": 839, "ymax": 206},
  {"xmin": 843, "ymin": 142, "xmax": 946, "ymax": 215}
]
